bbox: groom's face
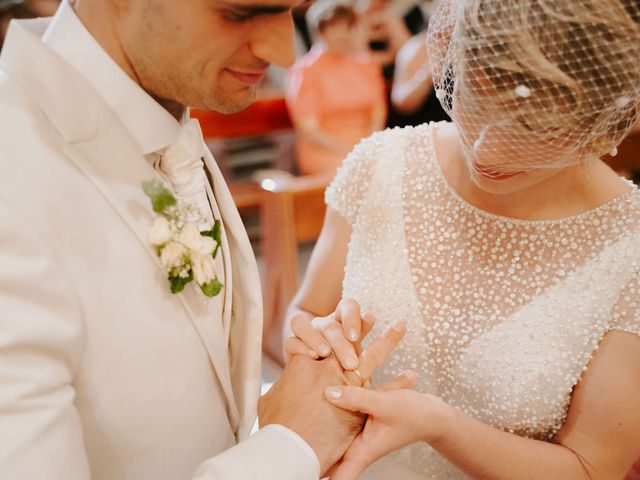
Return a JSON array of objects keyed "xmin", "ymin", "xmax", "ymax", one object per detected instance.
[{"xmin": 116, "ymin": 0, "xmax": 299, "ymax": 113}]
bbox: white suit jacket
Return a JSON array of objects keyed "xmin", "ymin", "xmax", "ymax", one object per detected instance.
[{"xmin": 0, "ymin": 18, "xmax": 318, "ymax": 480}]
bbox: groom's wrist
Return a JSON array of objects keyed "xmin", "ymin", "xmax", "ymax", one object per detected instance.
[
  {"xmin": 258, "ymin": 424, "xmax": 321, "ymax": 478},
  {"xmin": 263, "ymin": 418, "xmax": 350, "ymax": 476}
]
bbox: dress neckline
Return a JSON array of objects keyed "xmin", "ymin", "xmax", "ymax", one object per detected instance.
[{"xmin": 420, "ymin": 122, "xmax": 639, "ymax": 227}]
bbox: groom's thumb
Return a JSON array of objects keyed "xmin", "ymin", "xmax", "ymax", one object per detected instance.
[{"xmin": 324, "ymin": 385, "xmax": 384, "ymax": 415}]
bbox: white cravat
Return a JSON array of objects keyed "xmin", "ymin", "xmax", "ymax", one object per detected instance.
[
  {"xmin": 156, "ymin": 119, "xmax": 214, "ymax": 229},
  {"xmin": 154, "ymin": 118, "xmax": 227, "ymax": 309}
]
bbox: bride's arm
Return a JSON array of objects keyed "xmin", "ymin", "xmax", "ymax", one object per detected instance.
[
  {"xmin": 325, "ymin": 330, "xmax": 640, "ymax": 480},
  {"xmin": 276, "ymin": 208, "xmax": 353, "ymax": 365}
]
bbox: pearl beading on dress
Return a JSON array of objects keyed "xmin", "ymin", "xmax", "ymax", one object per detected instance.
[{"xmin": 326, "ymin": 123, "xmax": 640, "ymax": 478}]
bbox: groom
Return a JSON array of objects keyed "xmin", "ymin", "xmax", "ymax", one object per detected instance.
[{"xmin": 0, "ymin": 0, "xmax": 404, "ymax": 479}]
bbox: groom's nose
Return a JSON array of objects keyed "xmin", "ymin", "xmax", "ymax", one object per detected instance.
[{"xmin": 250, "ymin": 12, "xmax": 296, "ymax": 68}]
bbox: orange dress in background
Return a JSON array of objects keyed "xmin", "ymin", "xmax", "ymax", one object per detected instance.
[{"xmin": 285, "ymin": 45, "xmax": 387, "ymax": 175}]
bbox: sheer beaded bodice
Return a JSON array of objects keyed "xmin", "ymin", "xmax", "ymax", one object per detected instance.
[{"xmin": 325, "ymin": 122, "xmax": 640, "ymax": 478}]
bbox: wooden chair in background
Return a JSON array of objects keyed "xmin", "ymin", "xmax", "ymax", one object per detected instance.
[
  {"xmin": 191, "ymin": 97, "xmax": 295, "ymax": 229},
  {"xmin": 192, "ymin": 97, "xmax": 293, "ymax": 139},
  {"xmin": 259, "ymin": 173, "xmax": 334, "ymax": 362},
  {"xmin": 192, "ymin": 98, "xmax": 296, "ymax": 180}
]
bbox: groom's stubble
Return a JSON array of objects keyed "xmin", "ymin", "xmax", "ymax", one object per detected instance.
[{"xmin": 73, "ymin": 0, "xmax": 299, "ymax": 115}]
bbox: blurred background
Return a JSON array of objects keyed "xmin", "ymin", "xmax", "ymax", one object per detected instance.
[{"xmin": 2, "ymin": 1, "xmax": 640, "ymax": 476}]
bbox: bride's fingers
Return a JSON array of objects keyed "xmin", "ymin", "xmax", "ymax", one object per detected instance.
[
  {"xmin": 330, "ymin": 461, "xmax": 366, "ymax": 480},
  {"xmin": 352, "ymin": 313, "xmax": 377, "ymax": 356},
  {"xmin": 376, "ymin": 370, "xmax": 417, "ymax": 392},
  {"xmin": 322, "ymin": 321, "xmax": 359, "ymax": 370},
  {"xmin": 335, "ymin": 298, "xmax": 363, "ymax": 342},
  {"xmin": 329, "ymin": 447, "xmax": 370, "ymax": 480},
  {"xmin": 324, "ymin": 385, "xmax": 385, "ymax": 416},
  {"xmin": 284, "ymin": 337, "xmax": 318, "ymax": 363},
  {"xmin": 291, "ymin": 314, "xmax": 331, "ymax": 358},
  {"xmin": 361, "ymin": 313, "xmax": 376, "ymax": 339},
  {"xmin": 324, "ymin": 309, "xmax": 376, "ymax": 360},
  {"xmin": 357, "ymin": 321, "xmax": 407, "ymax": 380}
]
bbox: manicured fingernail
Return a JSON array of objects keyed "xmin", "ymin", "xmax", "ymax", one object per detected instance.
[
  {"xmin": 345, "ymin": 355, "xmax": 358, "ymax": 370},
  {"xmin": 325, "ymin": 386, "xmax": 343, "ymax": 399},
  {"xmin": 348, "ymin": 329, "xmax": 359, "ymax": 342},
  {"xmin": 319, "ymin": 344, "xmax": 331, "ymax": 356},
  {"xmin": 308, "ymin": 349, "xmax": 319, "ymax": 359},
  {"xmin": 391, "ymin": 321, "xmax": 405, "ymax": 332}
]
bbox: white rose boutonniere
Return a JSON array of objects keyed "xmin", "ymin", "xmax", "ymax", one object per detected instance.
[{"xmin": 142, "ymin": 180, "xmax": 223, "ymax": 297}]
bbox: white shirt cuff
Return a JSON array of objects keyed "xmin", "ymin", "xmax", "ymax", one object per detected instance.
[
  {"xmin": 192, "ymin": 424, "xmax": 321, "ymax": 480},
  {"xmin": 265, "ymin": 424, "xmax": 321, "ymax": 476}
]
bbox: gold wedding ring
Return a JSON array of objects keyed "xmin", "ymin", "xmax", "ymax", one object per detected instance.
[{"xmin": 348, "ymin": 367, "xmax": 370, "ymax": 388}]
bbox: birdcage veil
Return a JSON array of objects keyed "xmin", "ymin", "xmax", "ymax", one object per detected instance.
[{"xmin": 426, "ymin": 0, "xmax": 640, "ymax": 175}]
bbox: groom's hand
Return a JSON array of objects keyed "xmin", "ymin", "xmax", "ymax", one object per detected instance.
[
  {"xmin": 260, "ymin": 354, "xmax": 364, "ymax": 475},
  {"xmin": 259, "ymin": 321, "xmax": 406, "ymax": 476}
]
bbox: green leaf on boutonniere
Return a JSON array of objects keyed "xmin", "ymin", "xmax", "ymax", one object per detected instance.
[
  {"xmin": 201, "ymin": 278, "xmax": 223, "ymax": 297},
  {"xmin": 201, "ymin": 220, "xmax": 222, "ymax": 258},
  {"xmin": 212, "ymin": 220, "xmax": 221, "ymax": 243},
  {"xmin": 142, "ymin": 180, "xmax": 177, "ymax": 214},
  {"xmin": 169, "ymin": 270, "xmax": 193, "ymax": 294}
]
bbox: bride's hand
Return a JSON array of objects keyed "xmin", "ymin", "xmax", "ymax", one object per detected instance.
[
  {"xmin": 285, "ymin": 298, "xmax": 376, "ymax": 370},
  {"xmin": 324, "ymin": 375, "xmax": 454, "ymax": 480}
]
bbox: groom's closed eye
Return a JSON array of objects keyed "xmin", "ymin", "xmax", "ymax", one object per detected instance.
[{"xmin": 218, "ymin": 4, "xmax": 293, "ymax": 22}]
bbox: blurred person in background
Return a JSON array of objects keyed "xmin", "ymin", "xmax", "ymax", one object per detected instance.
[
  {"xmin": 357, "ymin": 0, "xmax": 413, "ymax": 80},
  {"xmin": 291, "ymin": 0, "xmax": 314, "ymax": 51},
  {"xmin": 285, "ymin": 0, "xmax": 386, "ymax": 176},
  {"xmin": 357, "ymin": 0, "xmax": 448, "ymax": 127},
  {"xmin": 390, "ymin": 1, "xmax": 450, "ymax": 126}
]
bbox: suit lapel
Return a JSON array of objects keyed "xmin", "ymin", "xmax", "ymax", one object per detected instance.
[
  {"xmin": 63, "ymin": 123, "xmax": 240, "ymax": 427},
  {"xmin": 202, "ymin": 149, "xmax": 264, "ymax": 438},
  {"xmin": 1, "ymin": 19, "xmax": 238, "ymax": 416}
]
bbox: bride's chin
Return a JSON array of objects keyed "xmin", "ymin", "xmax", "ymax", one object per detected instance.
[{"xmin": 469, "ymin": 170, "xmax": 531, "ymax": 195}]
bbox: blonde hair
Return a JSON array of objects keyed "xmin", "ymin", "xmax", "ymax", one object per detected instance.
[{"xmin": 429, "ymin": 0, "xmax": 640, "ymax": 167}]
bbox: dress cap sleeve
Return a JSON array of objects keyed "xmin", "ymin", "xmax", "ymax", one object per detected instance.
[{"xmin": 325, "ymin": 132, "xmax": 380, "ymax": 224}]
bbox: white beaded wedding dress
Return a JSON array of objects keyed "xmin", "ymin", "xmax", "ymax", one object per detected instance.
[{"xmin": 325, "ymin": 122, "xmax": 640, "ymax": 479}]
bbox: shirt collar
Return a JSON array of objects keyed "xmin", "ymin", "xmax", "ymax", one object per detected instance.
[{"xmin": 42, "ymin": 0, "xmax": 183, "ymax": 155}]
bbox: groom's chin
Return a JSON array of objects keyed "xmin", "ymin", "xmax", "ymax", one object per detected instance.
[{"xmin": 200, "ymin": 87, "xmax": 257, "ymax": 115}]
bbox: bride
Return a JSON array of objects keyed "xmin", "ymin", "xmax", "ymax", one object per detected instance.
[{"xmin": 283, "ymin": 0, "xmax": 640, "ymax": 478}]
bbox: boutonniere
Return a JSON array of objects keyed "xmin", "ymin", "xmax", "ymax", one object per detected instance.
[{"xmin": 142, "ymin": 180, "xmax": 223, "ymax": 297}]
